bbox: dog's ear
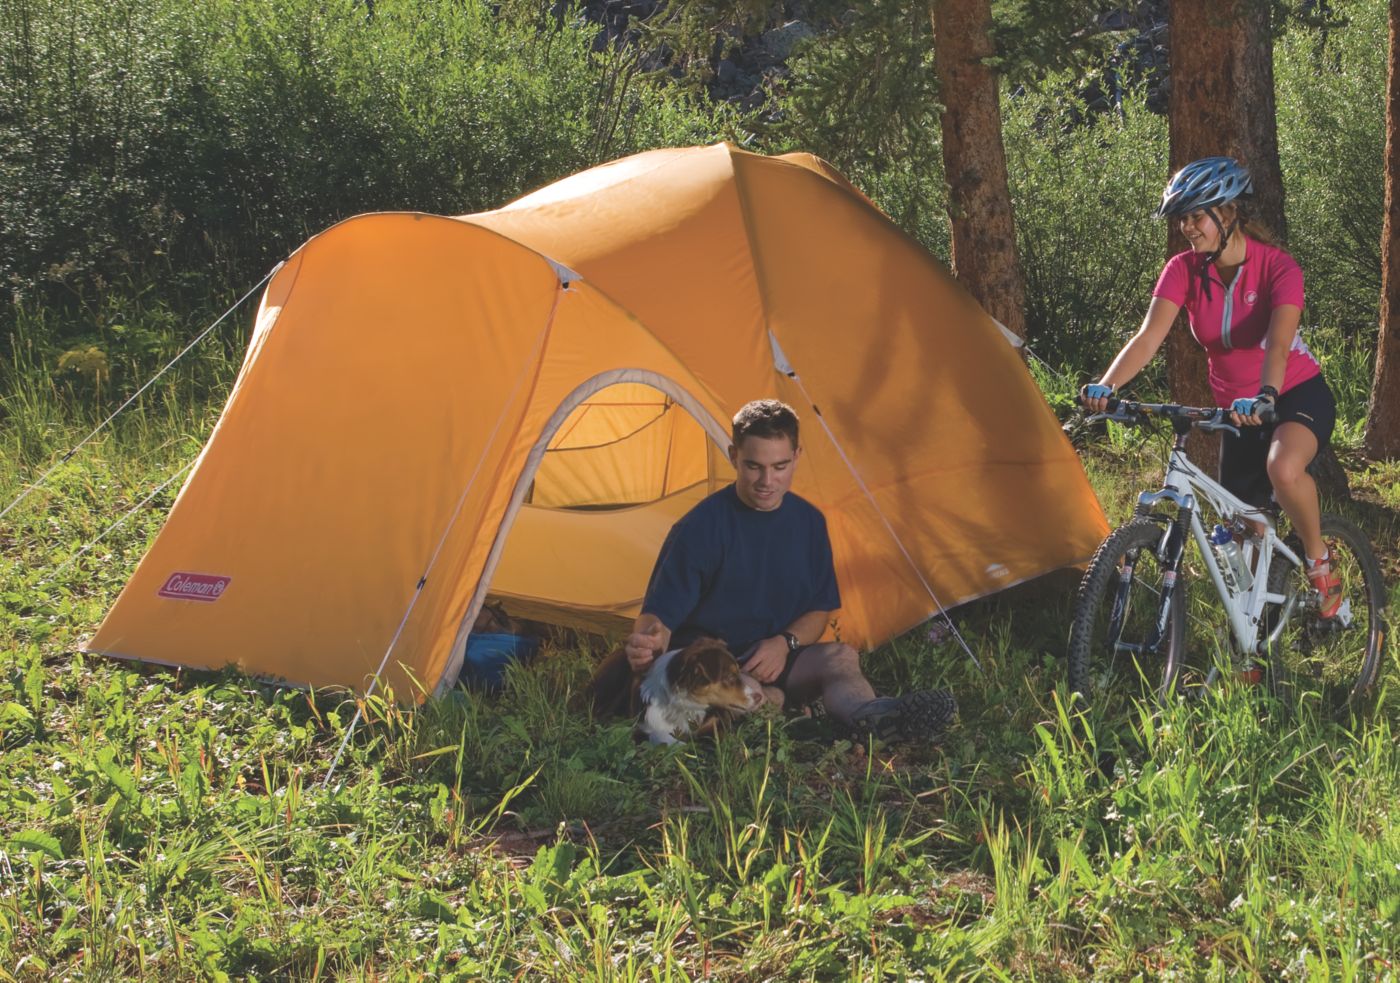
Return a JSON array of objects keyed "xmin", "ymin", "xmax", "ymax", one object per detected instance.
[
  {"xmin": 670, "ymin": 641, "xmax": 729, "ymax": 691},
  {"xmin": 666, "ymin": 644, "xmax": 716, "ymax": 688}
]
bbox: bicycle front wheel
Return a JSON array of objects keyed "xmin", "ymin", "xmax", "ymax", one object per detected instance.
[
  {"xmin": 1265, "ymin": 513, "xmax": 1387, "ymax": 716},
  {"xmin": 1068, "ymin": 520, "xmax": 1188, "ymax": 709}
]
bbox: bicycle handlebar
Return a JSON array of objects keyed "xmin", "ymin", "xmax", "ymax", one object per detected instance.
[{"xmin": 1078, "ymin": 396, "xmax": 1276, "ymax": 430}]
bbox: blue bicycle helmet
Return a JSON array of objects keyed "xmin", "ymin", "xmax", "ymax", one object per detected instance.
[{"xmin": 1154, "ymin": 156, "xmax": 1254, "ymax": 219}]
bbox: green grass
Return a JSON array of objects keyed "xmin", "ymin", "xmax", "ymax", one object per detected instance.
[{"xmin": 3, "ymin": 357, "xmax": 1400, "ymax": 980}]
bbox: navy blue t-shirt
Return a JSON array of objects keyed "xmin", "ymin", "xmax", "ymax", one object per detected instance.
[{"xmin": 642, "ymin": 484, "xmax": 842, "ymax": 655}]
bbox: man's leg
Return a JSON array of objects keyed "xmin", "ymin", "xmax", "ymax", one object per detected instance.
[
  {"xmin": 780, "ymin": 642, "xmax": 877, "ymax": 724},
  {"xmin": 780, "ymin": 642, "xmax": 956, "ymax": 743}
]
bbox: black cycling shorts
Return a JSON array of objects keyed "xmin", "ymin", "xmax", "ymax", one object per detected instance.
[{"xmin": 1218, "ymin": 373, "xmax": 1336, "ymax": 508}]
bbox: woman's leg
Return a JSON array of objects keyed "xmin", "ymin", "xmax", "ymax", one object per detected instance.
[{"xmin": 1266, "ymin": 421, "xmax": 1324, "ymax": 561}]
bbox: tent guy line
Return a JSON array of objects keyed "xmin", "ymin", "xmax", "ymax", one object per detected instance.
[
  {"xmin": 0, "ymin": 263, "xmax": 283, "ymax": 524},
  {"xmin": 43, "ymin": 459, "xmax": 198, "ymax": 586},
  {"xmin": 768, "ymin": 329, "xmax": 986, "ymax": 676}
]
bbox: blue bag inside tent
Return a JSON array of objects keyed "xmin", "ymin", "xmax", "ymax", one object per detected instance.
[{"xmin": 462, "ymin": 632, "xmax": 541, "ymax": 690}]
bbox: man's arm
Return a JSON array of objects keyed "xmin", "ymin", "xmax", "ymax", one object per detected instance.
[
  {"xmin": 633, "ymin": 510, "xmax": 717, "ymax": 673},
  {"xmin": 742, "ymin": 609, "xmax": 831, "ymax": 684},
  {"xmin": 784, "ymin": 609, "xmax": 831, "ymax": 646},
  {"xmin": 625, "ymin": 612, "xmax": 672, "ymax": 674}
]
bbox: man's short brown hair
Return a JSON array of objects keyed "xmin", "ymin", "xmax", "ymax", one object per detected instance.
[{"xmin": 731, "ymin": 399, "xmax": 800, "ymax": 450}]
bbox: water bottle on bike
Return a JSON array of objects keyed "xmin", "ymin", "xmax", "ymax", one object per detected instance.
[{"xmin": 1208, "ymin": 523, "xmax": 1252, "ymax": 592}]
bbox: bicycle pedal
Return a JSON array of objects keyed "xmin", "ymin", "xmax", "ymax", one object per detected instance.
[
  {"xmin": 1333, "ymin": 598, "xmax": 1354, "ymax": 628},
  {"xmin": 1309, "ymin": 602, "xmax": 1353, "ymax": 635}
]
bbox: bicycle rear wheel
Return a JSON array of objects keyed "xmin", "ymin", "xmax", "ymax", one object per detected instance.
[
  {"xmin": 1068, "ymin": 520, "xmax": 1187, "ymax": 708},
  {"xmin": 1264, "ymin": 514, "xmax": 1387, "ymax": 716}
]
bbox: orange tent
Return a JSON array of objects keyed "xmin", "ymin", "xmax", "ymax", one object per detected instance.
[{"xmin": 87, "ymin": 143, "xmax": 1108, "ymax": 698}]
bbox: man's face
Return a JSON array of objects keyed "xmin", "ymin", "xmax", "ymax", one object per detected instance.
[{"xmin": 729, "ymin": 434, "xmax": 799, "ymax": 511}]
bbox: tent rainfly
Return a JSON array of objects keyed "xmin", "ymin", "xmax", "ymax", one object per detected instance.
[{"xmin": 87, "ymin": 143, "xmax": 1109, "ymax": 698}]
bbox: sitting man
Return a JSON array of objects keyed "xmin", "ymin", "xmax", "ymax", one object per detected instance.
[{"xmin": 625, "ymin": 398, "xmax": 957, "ymax": 743}]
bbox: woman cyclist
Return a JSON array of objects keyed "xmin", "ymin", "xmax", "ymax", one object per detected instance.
[{"xmin": 1080, "ymin": 156, "xmax": 1343, "ymax": 617}]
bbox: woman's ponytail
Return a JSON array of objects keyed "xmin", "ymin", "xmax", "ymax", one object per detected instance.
[{"xmin": 1237, "ymin": 206, "xmax": 1281, "ymax": 247}]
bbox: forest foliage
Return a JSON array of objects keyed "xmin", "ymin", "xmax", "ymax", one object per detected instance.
[
  {"xmin": 0, "ymin": 0, "xmax": 1387, "ymax": 422},
  {"xmin": 2, "ymin": 2, "xmax": 1398, "ymax": 977}
]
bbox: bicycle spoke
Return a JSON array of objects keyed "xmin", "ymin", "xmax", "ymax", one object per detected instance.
[
  {"xmin": 1068, "ymin": 521, "xmax": 1186, "ymax": 713},
  {"xmin": 1263, "ymin": 515, "xmax": 1386, "ymax": 716}
]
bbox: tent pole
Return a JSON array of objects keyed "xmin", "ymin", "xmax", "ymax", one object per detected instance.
[{"xmin": 322, "ymin": 272, "xmax": 569, "ymax": 790}]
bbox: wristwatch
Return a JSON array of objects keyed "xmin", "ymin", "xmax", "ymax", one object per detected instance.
[{"xmin": 779, "ymin": 630, "xmax": 801, "ymax": 652}]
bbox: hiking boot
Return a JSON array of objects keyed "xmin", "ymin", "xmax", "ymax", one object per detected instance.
[
  {"xmin": 849, "ymin": 689, "xmax": 957, "ymax": 744},
  {"xmin": 1307, "ymin": 549, "xmax": 1344, "ymax": 619}
]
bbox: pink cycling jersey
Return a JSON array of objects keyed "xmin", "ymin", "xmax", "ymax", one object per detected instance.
[{"xmin": 1152, "ymin": 237, "xmax": 1320, "ymax": 406}]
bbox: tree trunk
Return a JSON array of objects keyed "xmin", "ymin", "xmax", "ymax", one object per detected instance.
[
  {"xmin": 1365, "ymin": 0, "xmax": 1400, "ymax": 460},
  {"xmin": 1166, "ymin": 0, "xmax": 1346, "ymax": 497},
  {"xmin": 930, "ymin": 0, "xmax": 1026, "ymax": 341}
]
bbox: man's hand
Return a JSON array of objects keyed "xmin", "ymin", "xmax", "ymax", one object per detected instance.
[
  {"xmin": 625, "ymin": 617, "xmax": 668, "ymax": 674},
  {"xmin": 744, "ymin": 635, "xmax": 791, "ymax": 685}
]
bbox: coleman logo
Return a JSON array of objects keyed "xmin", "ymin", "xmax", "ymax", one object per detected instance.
[{"xmin": 159, "ymin": 572, "xmax": 232, "ymax": 602}]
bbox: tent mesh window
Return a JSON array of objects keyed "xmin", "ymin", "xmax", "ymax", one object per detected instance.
[{"xmin": 491, "ymin": 383, "xmax": 726, "ymax": 632}]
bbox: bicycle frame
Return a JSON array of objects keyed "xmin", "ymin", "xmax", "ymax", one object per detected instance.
[{"xmin": 1141, "ymin": 430, "xmax": 1307, "ymax": 658}]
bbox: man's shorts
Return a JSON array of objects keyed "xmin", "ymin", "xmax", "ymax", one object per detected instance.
[{"xmin": 1218, "ymin": 373, "xmax": 1336, "ymax": 508}]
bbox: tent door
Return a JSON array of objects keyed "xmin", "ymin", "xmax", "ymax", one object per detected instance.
[{"xmin": 439, "ymin": 372, "xmax": 733, "ymax": 700}]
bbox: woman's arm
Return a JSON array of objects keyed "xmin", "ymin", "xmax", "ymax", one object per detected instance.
[
  {"xmin": 1259, "ymin": 303, "xmax": 1302, "ymax": 393},
  {"xmin": 1083, "ymin": 296, "xmax": 1182, "ymax": 411},
  {"xmin": 1231, "ymin": 302, "xmax": 1302, "ymax": 425}
]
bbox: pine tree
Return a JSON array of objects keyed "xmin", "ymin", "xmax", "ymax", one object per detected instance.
[{"xmin": 1365, "ymin": 0, "xmax": 1400, "ymax": 460}]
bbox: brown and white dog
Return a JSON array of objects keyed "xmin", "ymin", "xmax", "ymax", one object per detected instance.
[
  {"xmin": 637, "ymin": 638, "xmax": 765, "ymax": 744},
  {"xmin": 581, "ymin": 637, "xmax": 763, "ymax": 743}
]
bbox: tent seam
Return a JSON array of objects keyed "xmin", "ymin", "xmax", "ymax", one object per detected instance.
[
  {"xmin": 726, "ymin": 146, "xmax": 777, "ymax": 361},
  {"xmin": 547, "ymin": 402, "xmax": 673, "ymax": 453},
  {"xmin": 423, "ymin": 279, "xmax": 572, "ymax": 696}
]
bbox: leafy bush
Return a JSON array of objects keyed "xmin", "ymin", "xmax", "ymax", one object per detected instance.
[
  {"xmin": 1003, "ymin": 80, "xmax": 1168, "ymax": 378},
  {"xmin": 0, "ymin": 0, "xmax": 723, "ymax": 313},
  {"xmin": 1275, "ymin": 0, "xmax": 1386, "ymax": 337}
]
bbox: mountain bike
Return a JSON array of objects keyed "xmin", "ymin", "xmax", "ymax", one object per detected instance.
[{"xmin": 1067, "ymin": 398, "xmax": 1387, "ymax": 717}]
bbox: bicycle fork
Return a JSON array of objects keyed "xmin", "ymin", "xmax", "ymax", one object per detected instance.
[
  {"xmin": 1147, "ymin": 506, "xmax": 1191, "ymax": 653},
  {"xmin": 1108, "ymin": 506, "xmax": 1190, "ymax": 659}
]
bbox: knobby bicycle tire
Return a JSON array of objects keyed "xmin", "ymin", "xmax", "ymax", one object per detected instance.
[
  {"xmin": 1067, "ymin": 520, "xmax": 1187, "ymax": 707},
  {"xmin": 1264, "ymin": 512, "xmax": 1387, "ymax": 716}
]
